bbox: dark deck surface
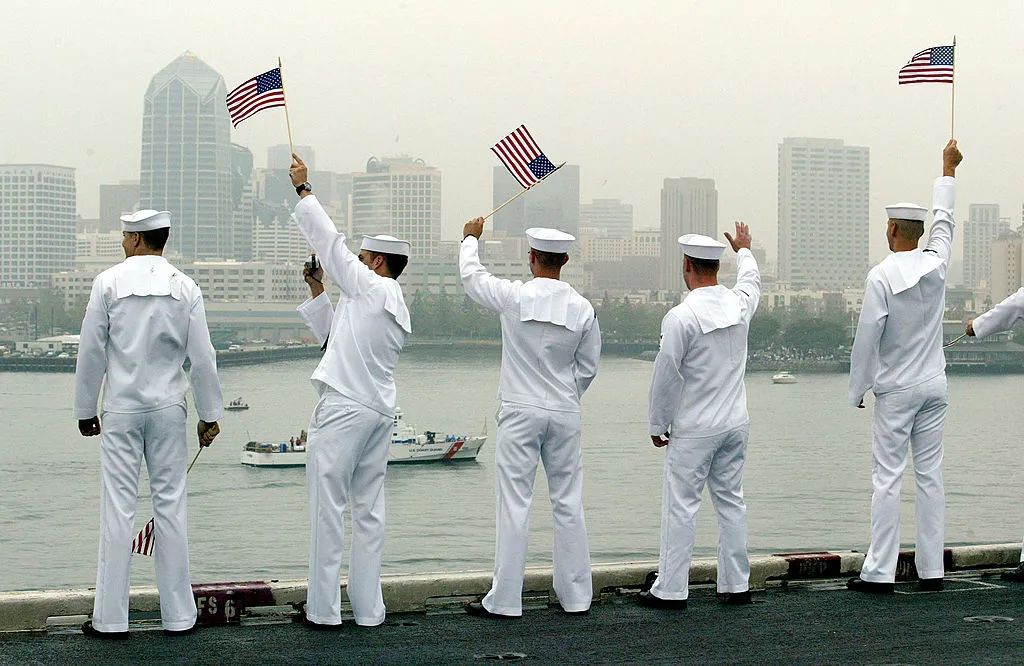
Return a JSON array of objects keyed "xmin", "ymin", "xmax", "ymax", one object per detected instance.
[{"xmin": 4, "ymin": 571, "xmax": 1024, "ymax": 665}]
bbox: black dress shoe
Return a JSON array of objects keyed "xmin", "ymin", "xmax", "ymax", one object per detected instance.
[
  {"xmin": 465, "ymin": 601, "xmax": 518, "ymax": 619},
  {"xmin": 292, "ymin": 610, "xmax": 343, "ymax": 630},
  {"xmin": 164, "ymin": 623, "xmax": 199, "ymax": 636},
  {"xmin": 919, "ymin": 578, "xmax": 944, "ymax": 592},
  {"xmin": 717, "ymin": 591, "xmax": 753, "ymax": 605},
  {"xmin": 846, "ymin": 578, "xmax": 894, "ymax": 594},
  {"xmin": 81, "ymin": 620, "xmax": 130, "ymax": 640},
  {"xmin": 561, "ymin": 606, "xmax": 590, "ymax": 616},
  {"xmin": 637, "ymin": 591, "xmax": 688, "ymax": 610},
  {"xmin": 1001, "ymin": 564, "xmax": 1024, "ymax": 582}
]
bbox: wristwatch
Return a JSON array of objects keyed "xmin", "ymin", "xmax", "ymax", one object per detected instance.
[{"xmin": 295, "ymin": 182, "xmax": 312, "ymax": 196}]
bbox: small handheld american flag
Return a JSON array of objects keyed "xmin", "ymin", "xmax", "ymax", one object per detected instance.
[
  {"xmin": 898, "ymin": 45, "xmax": 955, "ymax": 85},
  {"xmin": 491, "ymin": 125, "xmax": 559, "ymax": 189},
  {"xmin": 226, "ymin": 67, "xmax": 287, "ymax": 127},
  {"xmin": 132, "ymin": 519, "xmax": 155, "ymax": 557}
]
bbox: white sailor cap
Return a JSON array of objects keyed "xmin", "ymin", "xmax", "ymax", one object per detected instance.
[
  {"xmin": 526, "ymin": 227, "xmax": 575, "ymax": 254},
  {"xmin": 678, "ymin": 234, "xmax": 726, "ymax": 261},
  {"xmin": 120, "ymin": 209, "xmax": 171, "ymax": 232},
  {"xmin": 360, "ymin": 234, "xmax": 410, "ymax": 257},
  {"xmin": 885, "ymin": 203, "xmax": 928, "ymax": 222}
]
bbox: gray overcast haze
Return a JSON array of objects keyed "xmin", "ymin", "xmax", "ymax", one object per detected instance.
[{"xmin": 4, "ymin": 0, "xmax": 1024, "ymax": 264}]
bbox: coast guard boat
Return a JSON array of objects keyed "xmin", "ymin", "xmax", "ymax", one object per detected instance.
[{"xmin": 239, "ymin": 408, "xmax": 486, "ymax": 467}]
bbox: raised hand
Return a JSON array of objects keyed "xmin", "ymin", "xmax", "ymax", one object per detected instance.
[
  {"xmin": 290, "ymin": 153, "xmax": 308, "ymax": 187},
  {"xmin": 724, "ymin": 221, "xmax": 751, "ymax": 252},
  {"xmin": 463, "ymin": 217, "xmax": 484, "ymax": 240},
  {"xmin": 943, "ymin": 139, "xmax": 962, "ymax": 177}
]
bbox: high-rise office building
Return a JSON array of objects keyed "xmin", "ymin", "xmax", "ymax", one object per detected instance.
[
  {"xmin": 0, "ymin": 164, "xmax": 76, "ymax": 288},
  {"xmin": 493, "ymin": 165, "xmax": 580, "ymax": 238},
  {"xmin": 660, "ymin": 177, "xmax": 717, "ymax": 292},
  {"xmin": 140, "ymin": 52, "xmax": 232, "ymax": 261},
  {"xmin": 580, "ymin": 198, "xmax": 633, "ymax": 239},
  {"xmin": 989, "ymin": 230, "xmax": 1022, "ymax": 305},
  {"xmin": 230, "ymin": 143, "xmax": 255, "ymax": 262},
  {"xmin": 99, "ymin": 180, "xmax": 140, "ymax": 231},
  {"xmin": 777, "ymin": 138, "xmax": 869, "ymax": 290},
  {"xmin": 963, "ymin": 204, "xmax": 1007, "ymax": 290},
  {"xmin": 351, "ymin": 157, "xmax": 441, "ymax": 258}
]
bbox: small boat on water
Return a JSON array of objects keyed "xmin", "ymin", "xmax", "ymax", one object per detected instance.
[
  {"xmin": 772, "ymin": 371, "xmax": 797, "ymax": 384},
  {"xmin": 239, "ymin": 408, "xmax": 486, "ymax": 467},
  {"xmin": 225, "ymin": 396, "xmax": 250, "ymax": 411}
]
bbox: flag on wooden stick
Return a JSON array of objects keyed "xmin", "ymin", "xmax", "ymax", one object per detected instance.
[
  {"xmin": 898, "ymin": 45, "xmax": 955, "ymax": 84},
  {"xmin": 491, "ymin": 125, "xmax": 558, "ymax": 188},
  {"xmin": 226, "ymin": 67, "xmax": 287, "ymax": 127}
]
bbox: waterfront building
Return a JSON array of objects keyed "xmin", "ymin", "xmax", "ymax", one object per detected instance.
[
  {"xmin": 492, "ymin": 164, "xmax": 580, "ymax": 239},
  {"xmin": 140, "ymin": 52, "xmax": 233, "ymax": 261},
  {"xmin": 989, "ymin": 230, "xmax": 1022, "ymax": 305},
  {"xmin": 660, "ymin": 177, "xmax": 717, "ymax": 293},
  {"xmin": 351, "ymin": 157, "xmax": 441, "ymax": 259},
  {"xmin": 963, "ymin": 204, "xmax": 1008, "ymax": 291},
  {"xmin": 777, "ymin": 138, "xmax": 869, "ymax": 290},
  {"xmin": 0, "ymin": 164, "xmax": 76, "ymax": 289},
  {"xmin": 580, "ymin": 198, "xmax": 633, "ymax": 239}
]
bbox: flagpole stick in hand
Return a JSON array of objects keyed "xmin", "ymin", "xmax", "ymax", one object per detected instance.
[
  {"xmin": 482, "ymin": 162, "xmax": 566, "ymax": 221},
  {"xmin": 278, "ymin": 57, "xmax": 295, "ymax": 157}
]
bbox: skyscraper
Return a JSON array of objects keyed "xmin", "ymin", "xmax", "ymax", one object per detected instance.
[
  {"xmin": 580, "ymin": 198, "xmax": 633, "ymax": 239},
  {"xmin": 660, "ymin": 177, "xmax": 717, "ymax": 292},
  {"xmin": 351, "ymin": 157, "xmax": 441, "ymax": 259},
  {"xmin": 989, "ymin": 230, "xmax": 1022, "ymax": 305},
  {"xmin": 99, "ymin": 181, "xmax": 140, "ymax": 232},
  {"xmin": 963, "ymin": 204, "xmax": 1007, "ymax": 290},
  {"xmin": 0, "ymin": 164, "xmax": 76, "ymax": 288},
  {"xmin": 777, "ymin": 138, "xmax": 869, "ymax": 290},
  {"xmin": 140, "ymin": 52, "xmax": 233, "ymax": 261},
  {"xmin": 492, "ymin": 165, "xmax": 580, "ymax": 238}
]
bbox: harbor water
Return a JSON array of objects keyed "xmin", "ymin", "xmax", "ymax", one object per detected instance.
[{"xmin": 2, "ymin": 346, "xmax": 1023, "ymax": 592}]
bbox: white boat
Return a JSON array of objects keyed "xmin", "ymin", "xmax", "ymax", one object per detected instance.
[
  {"xmin": 239, "ymin": 408, "xmax": 486, "ymax": 467},
  {"xmin": 772, "ymin": 371, "xmax": 797, "ymax": 384},
  {"xmin": 225, "ymin": 396, "xmax": 250, "ymax": 411}
]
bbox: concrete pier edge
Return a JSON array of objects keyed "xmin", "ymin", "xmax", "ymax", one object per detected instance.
[{"xmin": 1, "ymin": 542, "xmax": 1020, "ymax": 633}]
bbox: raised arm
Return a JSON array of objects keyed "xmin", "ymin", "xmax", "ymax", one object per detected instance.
[
  {"xmin": 970, "ymin": 287, "xmax": 1024, "ymax": 339},
  {"xmin": 185, "ymin": 289, "xmax": 223, "ymax": 423},
  {"xmin": 73, "ymin": 278, "xmax": 110, "ymax": 422},
  {"xmin": 290, "ymin": 153, "xmax": 380, "ymax": 299},
  {"xmin": 725, "ymin": 222, "xmax": 761, "ymax": 319},
  {"xmin": 923, "ymin": 140, "xmax": 962, "ymax": 264},
  {"xmin": 459, "ymin": 218, "xmax": 516, "ymax": 313},
  {"xmin": 573, "ymin": 312, "xmax": 601, "ymax": 397},
  {"xmin": 648, "ymin": 311, "xmax": 688, "ymax": 442},
  {"xmin": 848, "ymin": 277, "xmax": 888, "ymax": 407}
]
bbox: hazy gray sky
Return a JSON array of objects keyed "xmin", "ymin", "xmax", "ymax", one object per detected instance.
[{"xmin": 4, "ymin": 0, "xmax": 1023, "ymax": 263}]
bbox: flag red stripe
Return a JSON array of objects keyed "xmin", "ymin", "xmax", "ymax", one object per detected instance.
[
  {"xmin": 226, "ymin": 82, "xmax": 258, "ymax": 109},
  {"xmin": 492, "ymin": 144, "xmax": 533, "ymax": 188},
  {"xmin": 229, "ymin": 91, "xmax": 285, "ymax": 117},
  {"xmin": 230, "ymin": 94, "xmax": 286, "ymax": 121}
]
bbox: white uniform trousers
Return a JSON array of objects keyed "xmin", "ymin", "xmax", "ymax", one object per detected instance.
[
  {"xmin": 305, "ymin": 390, "xmax": 392, "ymax": 626},
  {"xmin": 482, "ymin": 402, "xmax": 592, "ymax": 616},
  {"xmin": 92, "ymin": 403, "xmax": 196, "ymax": 633},
  {"xmin": 651, "ymin": 425, "xmax": 750, "ymax": 601},
  {"xmin": 860, "ymin": 374, "xmax": 948, "ymax": 583}
]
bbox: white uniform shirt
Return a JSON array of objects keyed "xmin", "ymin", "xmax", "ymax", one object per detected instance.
[
  {"xmin": 648, "ymin": 249, "xmax": 761, "ymax": 437},
  {"xmin": 459, "ymin": 236, "xmax": 600, "ymax": 413},
  {"xmin": 848, "ymin": 177, "xmax": 956, "ymax": 406},
  {"xmin": 73, "ymin": 255, "xmax": 223, "ymax": 422},
  {"xmin": 293, "ymin": 195, "xmax": 410, "ymax": 417},
  {"xmin": 972, "ymin": 287, "xmax": 1024, "ymax": 339}
]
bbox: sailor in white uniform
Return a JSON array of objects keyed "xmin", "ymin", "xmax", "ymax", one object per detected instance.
[
  {"xmin": 847, "ymin": 139, "xmax": 963, "ymax": 594},
  {"xmin": 966, "ymin": 286, "xmax": 1024, "ymax": 581},
  {"xmin": 290, "ymin": 154, "xmax": 412, "ymax": 629},
  {"xmin": 74, "ymin": 209, "xmax": 223, "ymax": 638},
  {"xmin": 459, "ymin": 218, "xmax": 601, "ymax": 618},
  {"xmin": 641, "ymin": 224, "xmax": 761, "ymax": 610}
]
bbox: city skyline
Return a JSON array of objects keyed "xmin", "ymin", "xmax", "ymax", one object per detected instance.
[{"xmin": 5, "ymin": 1, "xmax": 1024, "ymax": 267}]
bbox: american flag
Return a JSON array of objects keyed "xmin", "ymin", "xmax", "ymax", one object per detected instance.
[
  {"xmin": 898, "ymin": 46, "xmax": 955, "ymax": 85},
  {"xmin": 491, "ymin": 125, "xmax": 558, "ymax": 189},
  {"xmin": 226, "ymin": 68, "xmax": 286, "ymax": 127},
  {"xmin": 132, "ymin": 518, "xmax": 155, "ymax": 557}
]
